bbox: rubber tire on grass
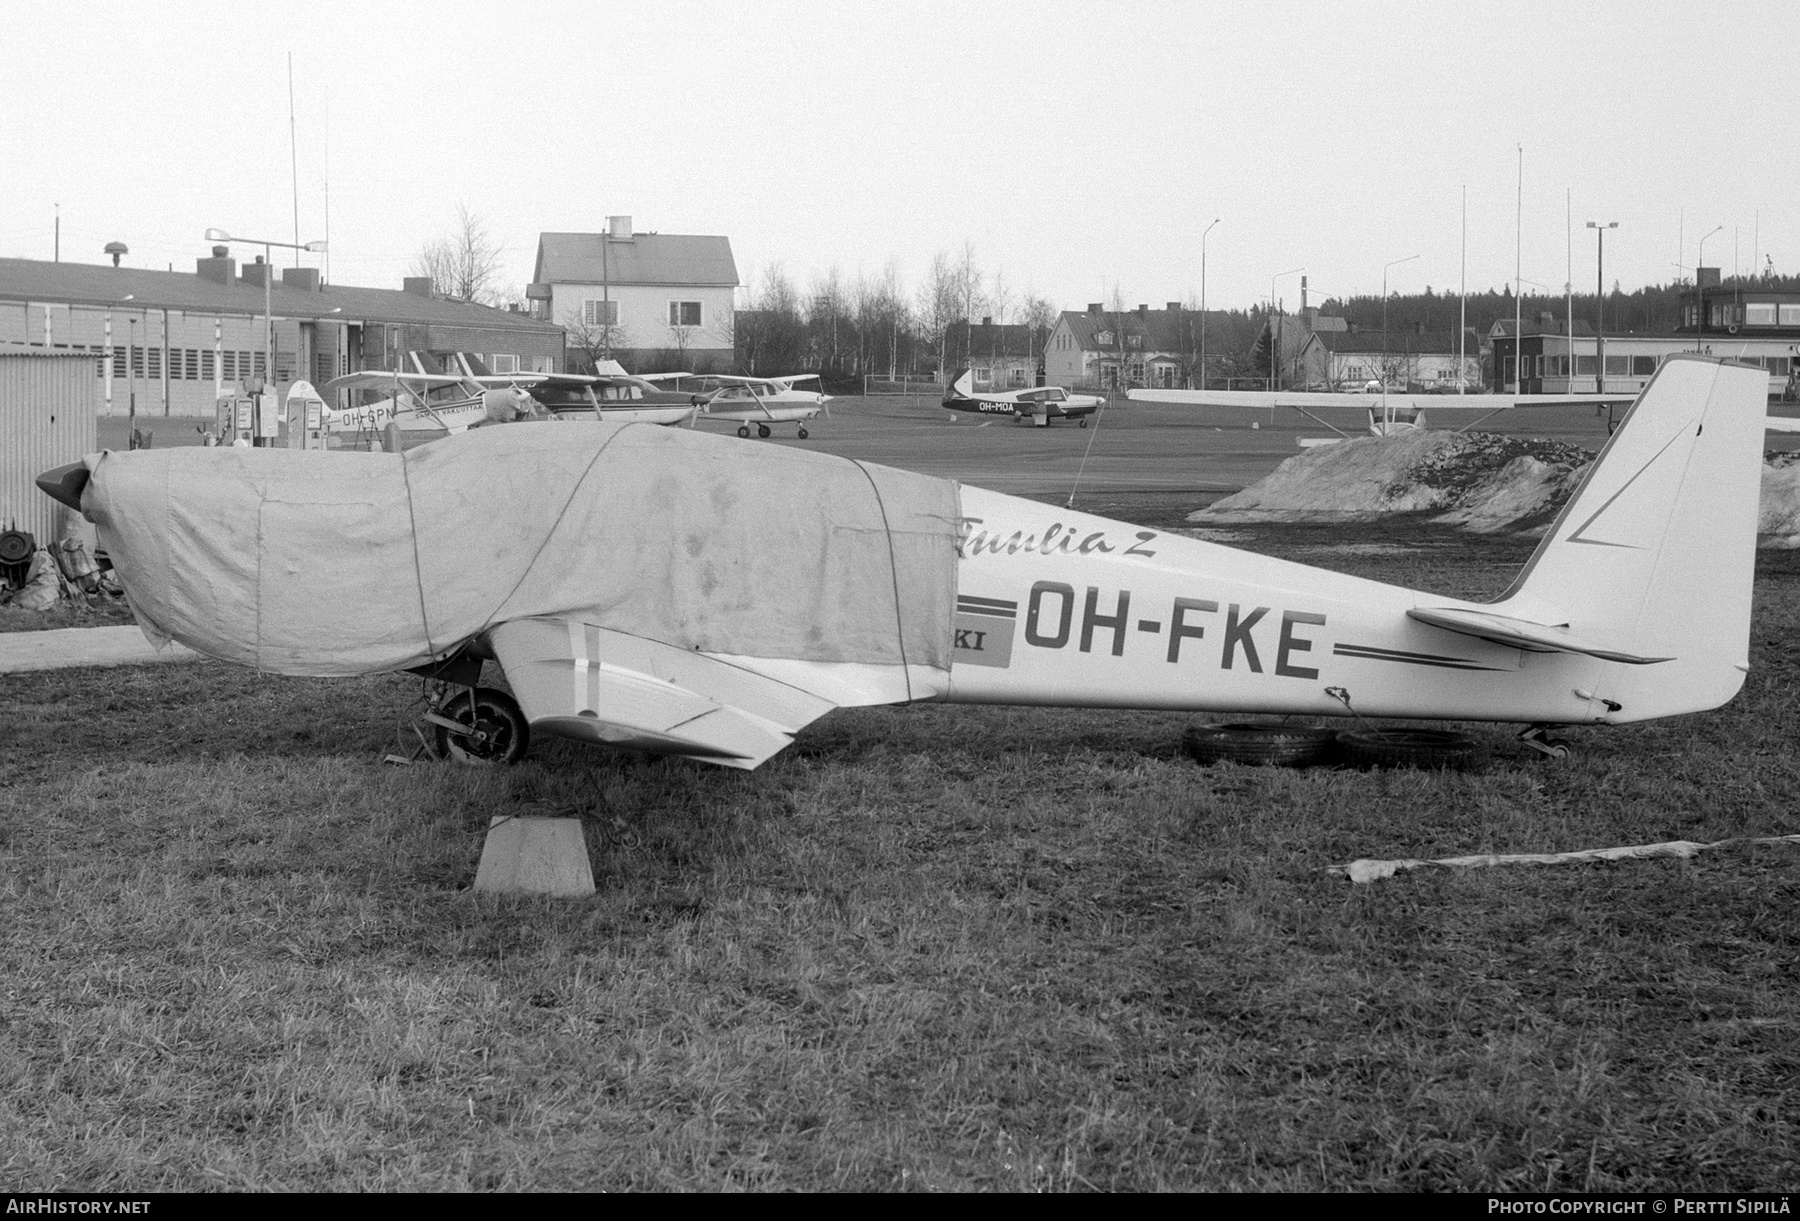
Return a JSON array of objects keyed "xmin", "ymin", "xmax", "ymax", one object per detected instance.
[
  {"xmin": 1183, "ymin": 722, "xmax": 1339, "ymax": 767},
  {"xmin": 1336, "ymin": 728, "xmax": 1485, "ymax": 771},
  {"xmin": 433, "ymin": 688, "xmax": 530, "ymax": 765}
]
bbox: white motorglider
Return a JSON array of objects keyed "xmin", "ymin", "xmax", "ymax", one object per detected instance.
[
  {"xmin": 1126, "ymin": 385, "xmax": 1643, "ymax": 439},
  {"xmin": 41, "ymin": 356, "xmax": 1766, "ymax": 770},
  {"xmin": 943, "ymin": 370, "xmax": 1106, "ymax": 427},
  {"xmin": 645, "ymin": 373, "xmax": 833, "ymax": 439}
]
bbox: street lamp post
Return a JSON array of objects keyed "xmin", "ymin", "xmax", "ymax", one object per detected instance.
[
  {"xmin": 1381, "ymin": 254, "xmax": 1420, "ymax": 391},
  {"xmin": 1269, "ymin": 267, "xmax": 1304, "ymax": 390},
  {"xmin": 1695, "ymin": 225, "xmax": 1723, "ymax": 343},
  {"xmin": 203, "ymin": 228, "xmax": 327, "ymax": 404},
  {"xmin": 1586, "ymin": 221, "xmax": 1618, "ymax": 392},
  {"xmin": 1198, "ymin": 218, "xmax": 1220, "ymax": 390}
]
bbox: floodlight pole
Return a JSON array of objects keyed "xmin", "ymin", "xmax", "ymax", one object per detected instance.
[
  {"xmin": 204, "ymin": 229, "xmax": 327, "ymax": 440},
  {"xmin": 1381, "ymin": 255, "xmax": 1420, "ymax": 394},
  {"xmin": 1198, "ymin": 218, "xmax": 1219, "ymax": 390},
  {"xmin": 1269, "ymin": 267, "xmax": 1303, "ymax": 390},
  {"xmin": 1587, "ymin": 221, "xmax": 1618, "ymax": 392}
]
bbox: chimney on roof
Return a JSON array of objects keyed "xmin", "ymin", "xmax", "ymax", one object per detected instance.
[
  {"xmin": 1166, "ymin": 302, "xmax": 1181, "ymax": 312},
  {"xmin": 1536, "ymin": 310, "xmax": 1555, "ymax": 328},
  {"xmin": 1087, "ymin": 302, "xmax": 1101, "ymax": 315},
  {"xmin": 241, "ymin": 256, "xmax": 272, "ymax": 289},
  {"xmin": 403, "ymin": 276, "xmax": 435, "ymax": 298},
  {"xmin": 282, "ymin": 266, "xmax": 321, "ymax": 293},
  {"xmin": 1136, "ymin": 303, "xmax": 1148, "ymax": 317},
  {"xmin": 981, "ymin": 315, "xmax": 992, "ymax": 326},
  {"xmin": 196, "ymin": 246, "xmax": 236, "ymax": 286},
  {"xmin": 607, "ymin": 215, "xmax": 633, "ymax": 242}
]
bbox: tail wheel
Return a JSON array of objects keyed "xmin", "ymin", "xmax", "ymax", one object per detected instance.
[
  {"xmin": 737, "ymin": 425, "xmax": 751, "ymax": 438},
  {"xmin": 757, "ymin": 424, "xmax": 772, "ymax": 438},
  {"xmin": 1079, "ymin": 418, "xmax": 1089, "ymax": 428},
  {"xmin": 433, "ymin": 688, "xmax": 530, "ymax": 765},
  {"xmin": 797, "ymin": 426, "xmax": 809, "ymax": 439},
  {"xmin": 1336, "ymin": 728, "xmax": 1485, "ymax": 771},
  {"xmin": 1183, "ymin": 723, "xmax": 1338, "ymax": 767}
]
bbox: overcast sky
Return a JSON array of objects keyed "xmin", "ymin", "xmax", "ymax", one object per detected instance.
[{"xmin": 3, "ymin": 0, "xmax": 1793, "ymax": 317}]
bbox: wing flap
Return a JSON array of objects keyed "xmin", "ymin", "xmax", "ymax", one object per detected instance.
[{"xmin": 1407, "ymin": 606, "xmax": 1673, "ymax": 665}]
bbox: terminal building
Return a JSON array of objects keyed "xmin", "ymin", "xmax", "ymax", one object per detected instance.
[
  {"xmin": 1490, "ymin": 272, "xmax": 1800, "ymax": 399},
  {"xmin": 0, "ymin": 251, "xmax": 565, "ymax": 416}
]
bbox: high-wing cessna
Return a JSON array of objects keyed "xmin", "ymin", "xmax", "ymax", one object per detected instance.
[
  {"xmin": 40, "ymin": 356, "xmax": 1766, "ymax": 772},
  {"xmin": 512, "ymin": 371, "xmax": 705, "ymax": 427},
  {"xmin": 323, "ymin": 353, "xmax": 539, "ymax": 436},
  {"xmin": 645, "ymin": 373, "xmax": 832, "ymax": 438},
  {"xmin": 943, "ymin": 370, "xmax": 1106, "ymax": 427}
]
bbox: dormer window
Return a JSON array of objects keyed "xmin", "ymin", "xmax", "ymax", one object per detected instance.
[
  {"xmin": 1095, "ymin": 330, "xmax": 1113, "ymax": 345},
  {"xmin": 1127, "ymin": 334, "xmax": 1143, "ymax": 349}
]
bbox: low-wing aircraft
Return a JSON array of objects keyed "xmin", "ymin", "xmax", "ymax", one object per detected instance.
[
  {"xmin": 40, "ymin": 356, "xmax": 1766, "ymax": 771},
  {"xmin": 1126, "ymin": 386, "xmax": 1643, "ymax": 440},
  {"xmin": 644, "ymin": 373, "xmax": 832, "ymax": 438},
  {"xmin": 943, "ymin": 370, "xmax": 1106, "ymax": 427}
]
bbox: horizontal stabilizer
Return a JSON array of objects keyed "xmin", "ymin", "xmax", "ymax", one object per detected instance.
[{"xmin": 1407, "ymin": 606, "xmax": 1673, "ymax": 665}]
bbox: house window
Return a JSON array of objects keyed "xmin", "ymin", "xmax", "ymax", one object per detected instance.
[
  {"xmin": 583, "ymin": 299, "xmax": 619, "ymax": 327},
  {"xmin": 489, "ymin": 354, "xmax": 519, "ymax": 373},
  {"xmin": 973, "ymin": 367, "xmax": 990, "ymax": 385},
  {"xmin": 1126, "ymin": 361, "xmax": 1145, "ymax": 384},
  {"xmin": 1576, "ymin": 355, "xmax": 1596, "ymax": 376},
  {"xmin": 1127, "ymin": 334, "xmax": 1142, "ymax": 349},
  {"xmin": 1009, "ymin": 367, "xmax": 1029, "ymax": 387},
  {"xmin": 1095, "ymin": 330, "xmax": 1112, "ymax": 346},
  {"xmin": 669, "ymin": 300, "xmax": 701, "ymax": 327},
  {"xmin": 1605, "ymin": 355, "xmax": 1629, "ymax": 376},
  {"xmin": 1781, "ymin": 304, "xmax": 1800, "ymax": 325},
  {"xmin": 1746, "ymin": 303, "xmax": 1777, "ymax": 326},
  {"xmin": 1631, "ymin": 355, "xmax": 1657, "ymax": 376}
]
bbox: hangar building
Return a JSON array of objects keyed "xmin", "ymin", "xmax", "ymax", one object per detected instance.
[{"xmin": 0, "ymin": 252, "xmax": 565, "ymax": 416}]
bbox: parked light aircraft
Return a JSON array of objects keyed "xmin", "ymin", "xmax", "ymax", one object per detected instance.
[
  {"xmin": 512, "ymin": 371, "xmax": 705, "ymax": 427},
  {"xmin": 645, "ymin": 373, "xmax": 832, "ymax": 438},
  {"xmin": 40, "ymin": 356, "xmax": 1765, "ymax": 770},
  {"xmin": 943, "ymin": 370, "xmax": 1106, "ymax": 427},
  {"xmin": 323, "ymin": 353, "xmax": 539, "ymax": 436}
]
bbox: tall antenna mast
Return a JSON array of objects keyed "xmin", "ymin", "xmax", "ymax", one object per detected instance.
[
  {"xmin": 1459, "ymin": 185, "xmax": 1466, "ymax": 392},
  {"xmin": 288, "ymin": 51, "xmax": 301, "ymax": 265},
  {"xmin": 1514, "ymin": 144, "xmax": 1523, "ymax": 391},
  {"xmin": 323, "ymin": 80, "xmax": 331, "ymax": 285},
  {"xmin": 1565, "ymin": 188, "xmax": 1574, "ymax": 391}
]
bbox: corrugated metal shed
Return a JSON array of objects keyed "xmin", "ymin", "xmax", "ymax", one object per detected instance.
[{"xmin": 1, "ymin": 352, "xmax": 96, "ymax": 544}]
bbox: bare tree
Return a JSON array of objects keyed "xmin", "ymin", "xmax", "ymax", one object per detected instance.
[
  {"xmin": 411, "ymin": 203, "xmax": 505, "ymax": 303},
  {"xmin": 918, "ymin": 250, "xmax": 962, "ymax": 380},
  {"xmin": 563, "ymin": 314, "xmax": 634, "ymax": 373}
]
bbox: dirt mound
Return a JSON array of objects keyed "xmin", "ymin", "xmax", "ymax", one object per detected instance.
[{"xmin": 1190, "ymin": 431, "xmax": 1591, "ymax": 533}]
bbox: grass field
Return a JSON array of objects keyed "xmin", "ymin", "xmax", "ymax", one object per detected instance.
[{"xmin": 2, "ymin": 513, "xmax": 1798, "ymax": 1191}]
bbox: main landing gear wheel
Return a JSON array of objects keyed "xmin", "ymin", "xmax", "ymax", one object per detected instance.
[
  {"xmin": 757, "ymin": 424, "xmax": 772, "ymax": 438},
  {"xmin": 1335, "ymin": 728, "xmax": 1485, "ymax": 771},
  {"xmin": 797, "ymin": 426, "xmax": 809, "ymax": 439},
  {"xmin": 1183, "ymin": 723, "xmax": 1339, "ymax": 767},
  {"xmin": 1079, "ymin": 418, "xmax": 1089, "ymax": 428},
  {"xmin": 736, "ymin": 425, "xmax": 751, "ymax": 438},
  {"xmin": 432, "ymin": 688, "xmax": 530, "ymax": 765}
]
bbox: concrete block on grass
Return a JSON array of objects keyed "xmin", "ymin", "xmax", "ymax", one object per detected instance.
[{"xmin": 473, "ymin": 817, "xmax": 595, "ymax": 898}]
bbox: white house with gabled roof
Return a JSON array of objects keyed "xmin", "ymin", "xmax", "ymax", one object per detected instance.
[{"xmin": 530, "ymin": 217, "xmax": 738, "ymax": 373}]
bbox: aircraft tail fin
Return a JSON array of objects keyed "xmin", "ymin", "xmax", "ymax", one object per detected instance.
[{"xmin": 1484, "ymin": 356, "xmax": 1767, "ymax": 719}]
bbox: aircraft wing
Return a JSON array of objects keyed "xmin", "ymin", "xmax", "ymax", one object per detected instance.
[
  {"xmin": 326, "ymin": 371, "xmax": 468, "ymax": 394},
  {"xmin": 637, "ymin": 372, "xmax": 693, "ymax": 383},
  {"xmin": 1126, "ymin": 388, "xmax": 1639, "ymax": 410},
  {"xmin": 770, "ymin": 374, "xmax": 823, "ymax": 386}
]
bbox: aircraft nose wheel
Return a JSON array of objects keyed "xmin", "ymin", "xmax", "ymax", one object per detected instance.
[
  {"xmin": 736, "ymin": 425, "xmax": 751, "ymax": 438},
  {"xmin": 427, "ymin": 687, "xmax": 530, "ymax": 765},
  {"xmin": 757, "ymin": 424, "xmax": 772, "ymax": 438},
  {"xmin": 796, "ymin": 426, "xmax": 809, "ymax": 439}
]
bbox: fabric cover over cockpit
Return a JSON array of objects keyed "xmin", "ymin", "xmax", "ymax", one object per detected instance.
[{"xmin": 80, "ymin": 422, "xmax": 959, "ymax": 681}]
